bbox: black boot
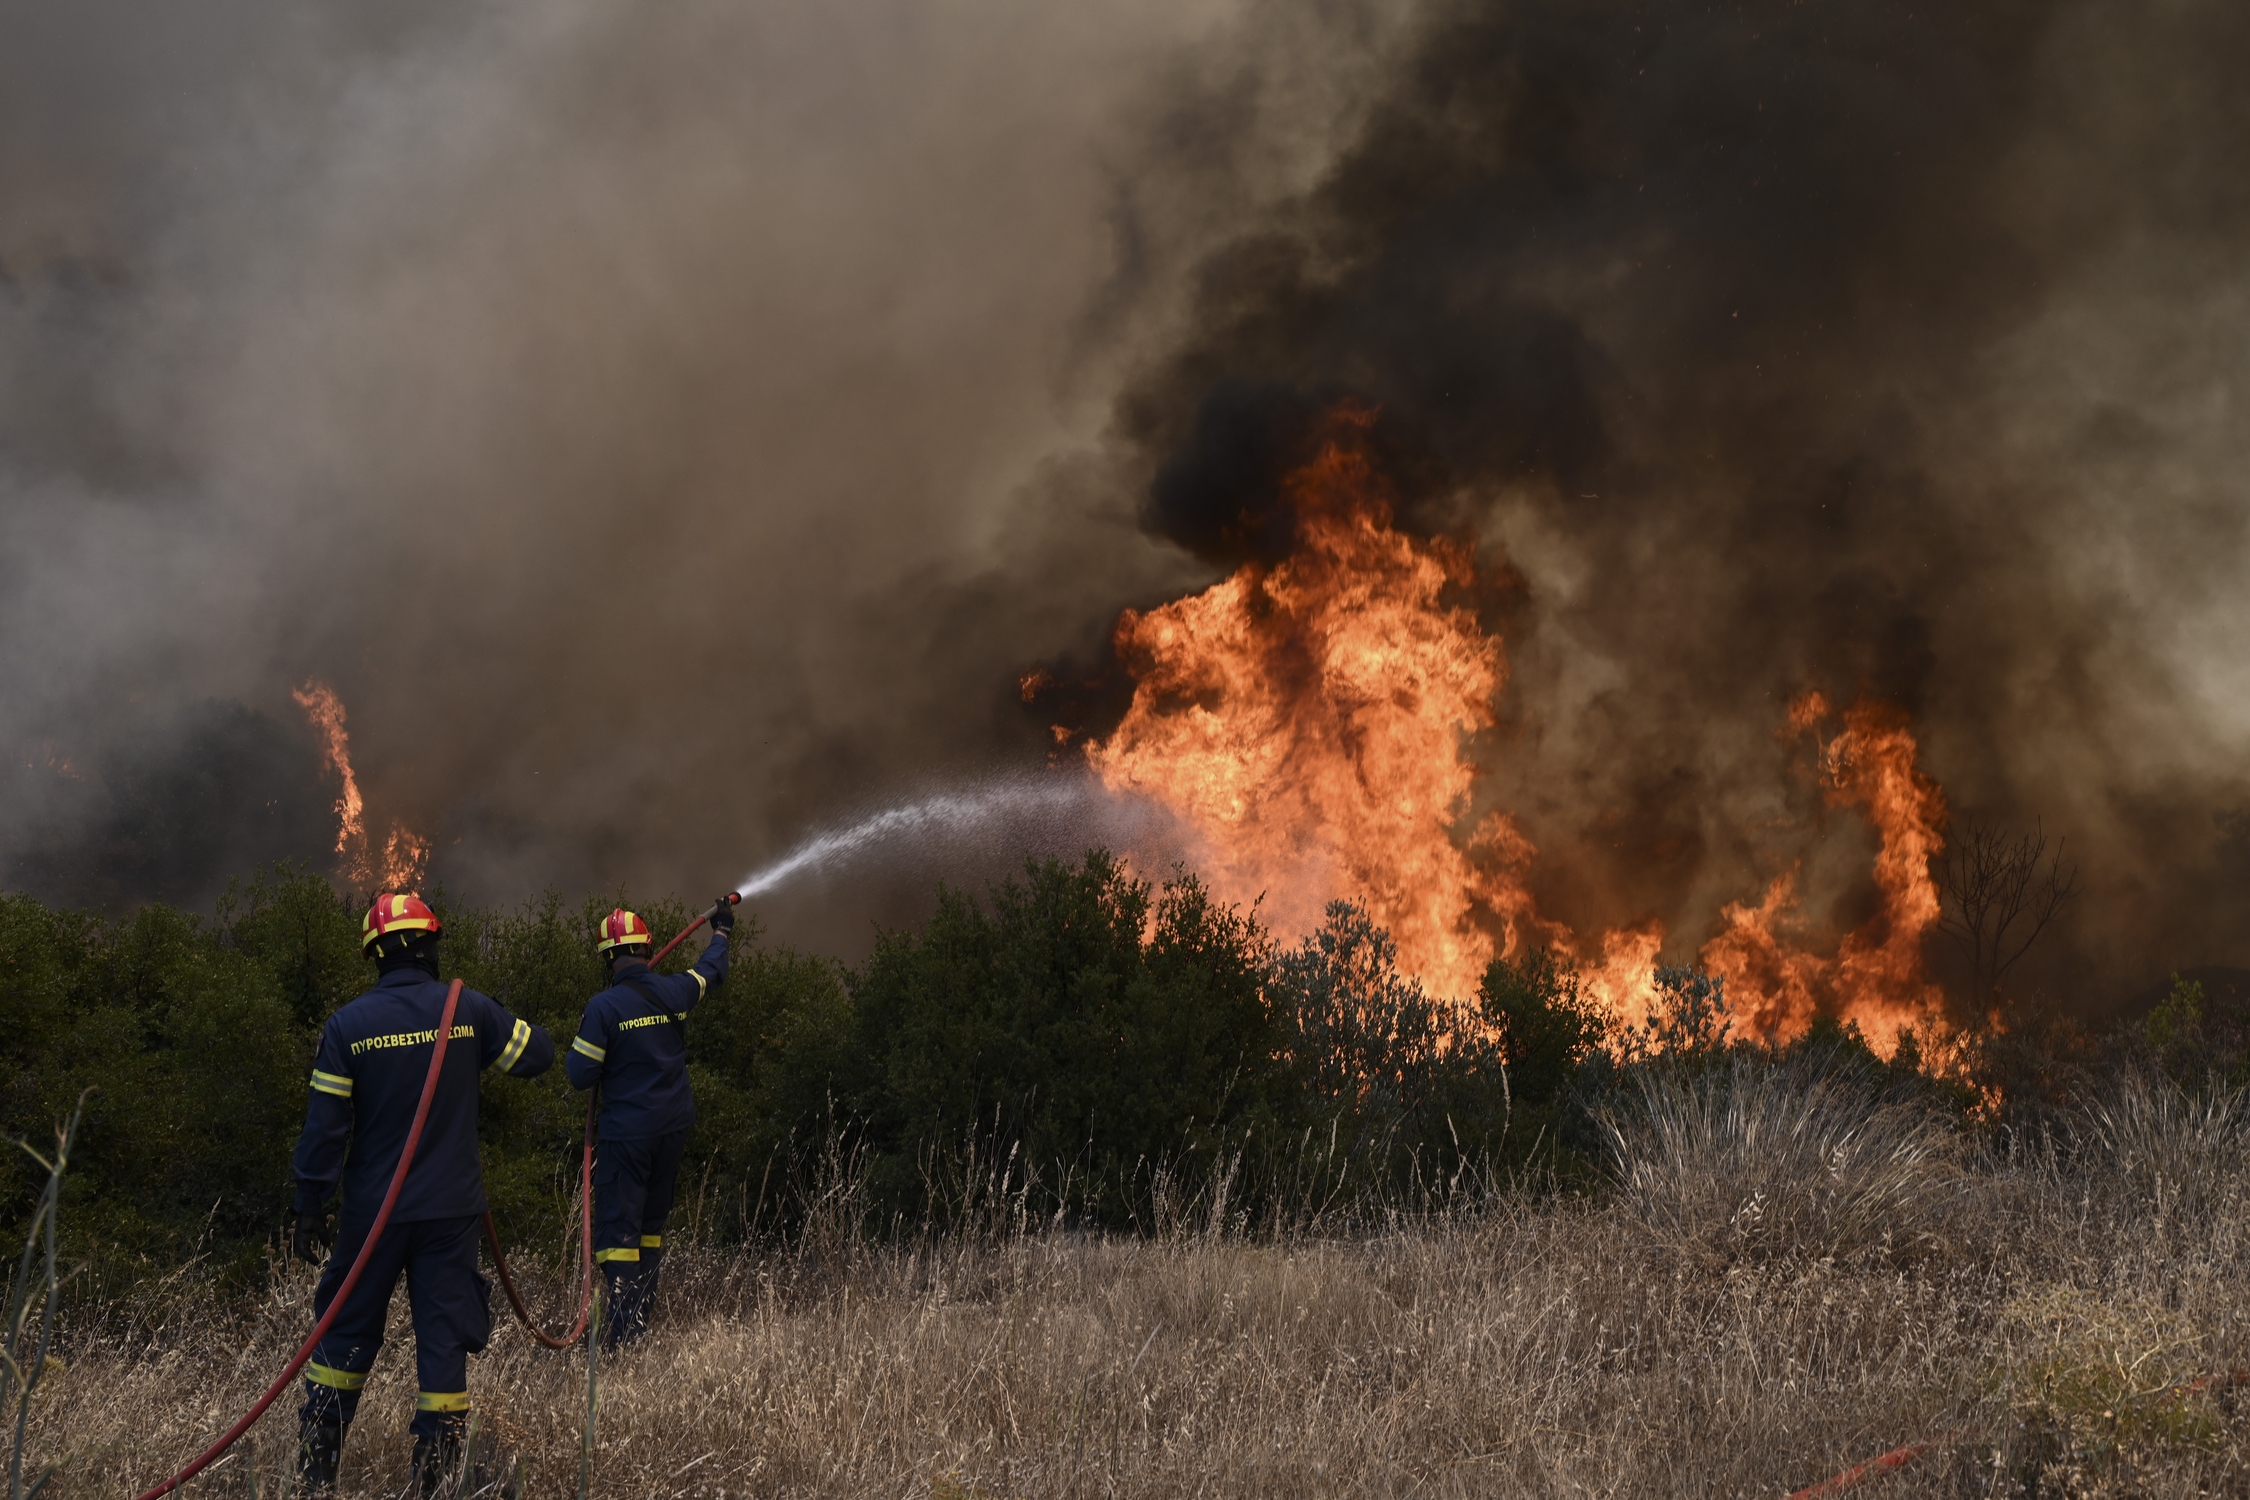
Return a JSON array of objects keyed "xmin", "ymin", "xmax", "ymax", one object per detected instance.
[
  {"xmin": 295, "ymin": 1414, "xmax": 345, "ymax": 1494},
  {"xmin": 604, "ymin": 1259, "xmax": 657, "ymax": 1350},
  {"xmin": 410, "ymin": 1415, "xmax": 467, "ymax": 1498}
]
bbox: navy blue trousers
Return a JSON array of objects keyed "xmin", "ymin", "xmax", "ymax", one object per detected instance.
[
  {"xmin": 593, "ymin": 1128, "xmax": 686, "ymax": 1347},
  {"xmin": 299, "ymin": 1213, "xmax": 490, "ymax": 1441}
]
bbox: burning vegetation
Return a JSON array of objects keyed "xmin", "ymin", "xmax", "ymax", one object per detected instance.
[
  {"xmin": 1702, "ymin": 693, "xmax": 1951, "ymax": 1057},
  {"xmin": 11, "ymin": 0, "xmax": 2250, "ymax": 1487},
  {"xmin": 289, "ymin": 681, "xmax": 428, "ymax": 892},
  {"xmin": 1087, "ymin": 405, "xmax": 1522, "ymax": 1006},
  {"xmin": 1062, "ymin": 409, "xmax": 1960, "ymax": 1059},
  {"xmin": 6, "ymin": 0, "xmax": 2248, "ymax": 1031}
]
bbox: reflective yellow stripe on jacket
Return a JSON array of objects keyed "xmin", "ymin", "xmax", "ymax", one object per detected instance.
[
  {"xmin": 309, "ymin": 1070, "xmax": 353, "ymax": 1099},
  {"xmin": 571, "ymin": 1036, "xmax": 606, "ymax": 1063},
  {"xmin": 497, "ymin": 1018, "xmax": 532, "ymax": 1071}
]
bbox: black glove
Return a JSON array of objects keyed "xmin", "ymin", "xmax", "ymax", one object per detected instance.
[
  {"xmin": 709, "ymin": 896, "xmax": 736, "ymax": 936},
  {"xmin": 288, "ymin": 1207, "xmax": 332, "ymax": 1265}
]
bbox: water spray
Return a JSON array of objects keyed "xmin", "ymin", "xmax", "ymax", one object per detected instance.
[{"xmin": 729, "ymin": 777, "xmax": 1131, "ymax": 900}]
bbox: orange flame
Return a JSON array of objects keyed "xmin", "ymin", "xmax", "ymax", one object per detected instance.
[
  {"xmin": 292, "ymin": 681, "xmax": 366, "ymax": 866},
  {"xmin": 1081, "ymin": 409, "xmax": 1952, "ymax": 1056},
  {"xmin": 1699, "ymin": 696, "xmax": 1948, "ymax": 1055},
  {"xmin": 291, "ymin": 680, "xmax": 429, "ymax": 889},
  {"xmin": 1087, "ymin": 406, "xmax": 1532, "ymax": 1002},
  {"xmin": 381, "ymin": 826, "xmax": 432, "ymax": 891}
]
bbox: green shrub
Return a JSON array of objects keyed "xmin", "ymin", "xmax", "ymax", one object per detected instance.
[
  {"xmin": 0, "ymin": 848, "xmax": 1983, "ymax": 1301},
  {"xmin": 216, "ymin": 868, "xmax": 363, "ymax": 1028},
  {"xmin": 1268, "ymin": 902, "xmax": 1510, "ymax": 1191},
  {"xmin": 847, "ymin": 851, "xmax": 1281, "ymax": 1225},
  {"xmin": 2, "ymin": 899, "xmax": 301, "ymax": 1293},
  {"xmin": 1619, "ymin": 963, "xmax": 1735, "ymax": 1065},
  {"xmin": 683, "ymin": 934, "xmax": 856, "ymax": 1238},
  {"xmin": 1478, "ymin": 946, "xmax": 1609, "ymax": 1178}
]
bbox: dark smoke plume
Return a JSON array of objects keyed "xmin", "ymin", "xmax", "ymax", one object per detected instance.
[
  {"xmin": 5, "ymin": 0, "xmax": 2248, "ymax": 997},
  {"xmin": 1099, "ymin": 0, "xmax": 2250, "ymax": 1002}
]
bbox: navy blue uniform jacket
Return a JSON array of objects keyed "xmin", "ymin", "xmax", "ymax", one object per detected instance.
[
  {"xmin": 565, "ymin": 934, "xmax": 728, "ymax": 1140},
  {"xmin": 292, "ymin": 971, "xmax": 554, "ymax": 1224}
]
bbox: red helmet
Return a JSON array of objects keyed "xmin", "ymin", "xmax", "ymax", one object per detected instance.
[
  {"xmin": 362, "ymin": 892, "xmax": 441, "ymax": 954},
  {"xmin": 597, "ymin": 908, "xmax": 653, "ymax": 956}
]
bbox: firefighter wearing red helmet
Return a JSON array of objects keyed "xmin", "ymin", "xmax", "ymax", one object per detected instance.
[
  {"xmin": 287, "ymin": 893, "xmax": 555, "ymax": 1496},
  {"xmin": 565, "ymin": 900, "xmax": 732, "ymax": 1347}
]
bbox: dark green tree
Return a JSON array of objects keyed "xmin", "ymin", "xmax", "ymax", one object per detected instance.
[
  {"xmin": 1271, "ymin": 901, "xmax": 1511, "ymax": 1183},
  {"xmin": 848, "ymin": 851, "xmax": 1279, "ymax": 1224}
]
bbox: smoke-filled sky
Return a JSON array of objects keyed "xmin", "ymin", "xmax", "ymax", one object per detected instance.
[{"xmin": 5, "ymin": 0, "xmax": 2248, "ymax": 997}]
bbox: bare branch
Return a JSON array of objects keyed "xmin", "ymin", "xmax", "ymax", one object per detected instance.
[
  {"xmin": 1937, "ymin": 817, "xmax": 2080, "ymax": 1004},
  {"xmin": 1993, "ymin": 831, "xmax": 2079, "ymax": 985}
]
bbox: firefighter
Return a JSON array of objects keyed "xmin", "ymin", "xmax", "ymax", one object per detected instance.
[
  {"xmin": 565, "ymin": 901, "xmax": 732, "ymax": 1347},
  {"xmin": 288, "ymin": 892, "xmax": 555, "ymax": 1496}
]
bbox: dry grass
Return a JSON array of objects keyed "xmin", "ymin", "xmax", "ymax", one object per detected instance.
[{"xmin": 31, "ymin": 1071, "xmax": 2250, "ymax": 1499}]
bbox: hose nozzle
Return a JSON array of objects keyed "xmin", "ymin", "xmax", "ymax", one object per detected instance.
[{"xmin": 649, "ymin": 892, "xmax": 746, "ymax": 967}]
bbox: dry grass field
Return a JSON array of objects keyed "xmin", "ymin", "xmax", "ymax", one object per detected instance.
[{"xmin": 31, "ymin": 1063, "xmax": 2250, "ymax": 1499}]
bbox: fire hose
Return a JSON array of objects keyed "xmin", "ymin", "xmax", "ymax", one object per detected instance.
[
  {"xmin": 1787, "ymin": 1370, "xmax": 2250, "ymax": 1497},
  {"xmin": 132, "ymin": 894, "xmax": 739, "ymax": 1497},
  {"xmin": 1787, "ymin": 1438, "xmax": 1942, "ymax": 1499},
  {"xmin": 648, "ymin": 893, "xmax": 738, "ymax": 968},
  {"xmin": 480, "ymin": 1093, "xmax": 596, "ymax": 1350}
]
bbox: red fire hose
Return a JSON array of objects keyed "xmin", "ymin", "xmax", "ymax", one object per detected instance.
[
  {"xmin": 481, "ymin": 1091, "xmax": 597, "ymax": 1350},
  {"xmin": 131, "ymin": 897, "xmax": 738, "ymax": 1494},
  {"xmin": 651, "ymin": 892, "xmax": 738, "ymax": 967},
  {"xmin": 133, "ymin": 980, "xmax": 465, "ymax": 1500},
  {"xmin": 1788, "ymin": 1372, "xmax": 2250, "ymax": 1498},
  {"xmin": 1788, "ymin": 1439, "xmax": 1938, "ymax": 1499}
]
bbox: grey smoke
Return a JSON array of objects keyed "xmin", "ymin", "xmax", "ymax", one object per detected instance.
[
  {"xmin": 0, "ymin": 0, "xmax": 1307, "ymax": 945},
  {"xmin": 5, "ymin": 0, "xmax": 2248, "ymax": 1001}
]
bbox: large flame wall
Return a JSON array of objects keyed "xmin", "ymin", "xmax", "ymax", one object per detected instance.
[{"xmin": 1086, "ymin": 415, "xmax": 1951, "ymax": 1055}]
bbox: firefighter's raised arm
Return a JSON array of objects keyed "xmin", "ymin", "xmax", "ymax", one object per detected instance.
[{"xmin": 681, "ymin": 895, "xmax": 735, "ymax": 1010}]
